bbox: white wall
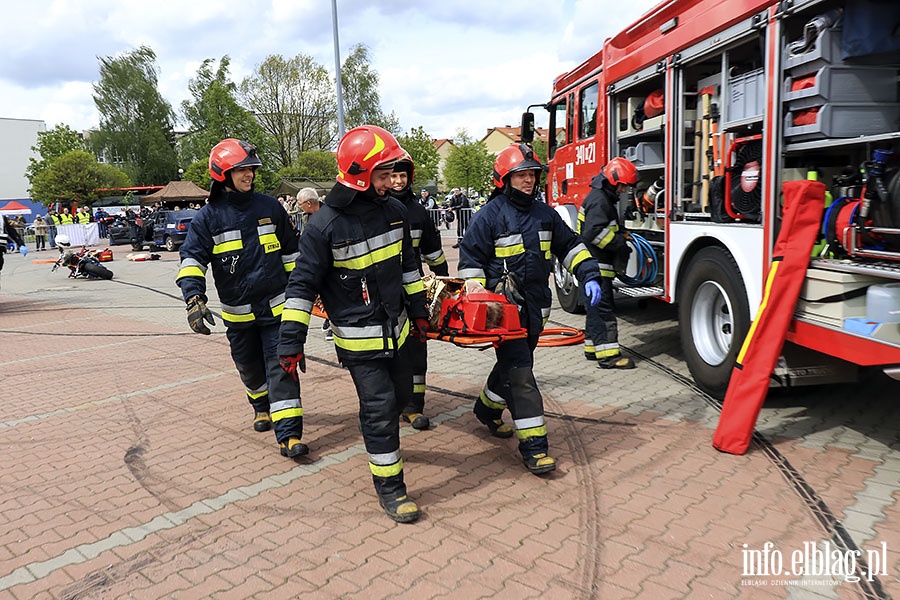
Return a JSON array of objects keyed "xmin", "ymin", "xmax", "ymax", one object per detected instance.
[{"xmin": 0, "ymin": 118, "xmax": 46, "ymax": 200}]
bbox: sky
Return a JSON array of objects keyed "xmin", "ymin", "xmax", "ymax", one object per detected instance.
[{"xmin": 0, "ymin": 0, "xmax": 659, "ymax": 143}]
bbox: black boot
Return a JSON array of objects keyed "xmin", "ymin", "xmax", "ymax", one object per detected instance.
[{"xmin": 473, "ymin": 398, "xmax": 513, "ymax": 438}]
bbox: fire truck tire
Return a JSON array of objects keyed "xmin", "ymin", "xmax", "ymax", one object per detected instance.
[
  {"xmin": 554, "ymin": 258, "xmax": 584, "ymax": 314},
  {"xmin": 678, "ymin": 246, "xmax": 750, "ymax": 399}
]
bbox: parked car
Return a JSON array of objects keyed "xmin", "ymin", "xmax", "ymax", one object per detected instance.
[
  {"xmin": 107, "ymin": 218, "xmax": 136, "ymax": 246},
  {"xmin": 132, "ymin": 209, "xmax": 198, "ymax": 252}
]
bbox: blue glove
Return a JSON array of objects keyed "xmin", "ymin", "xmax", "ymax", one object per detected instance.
[
  {"xmin": 584, "ymin": 280, "xmax": 602, "ymax": 306},
  {"xmin": 18, "ymin": 245, "xmax": 27, "ymax": 256}
]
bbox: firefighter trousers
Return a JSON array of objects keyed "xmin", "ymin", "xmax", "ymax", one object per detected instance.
[
  {"xmin": 226, "ymin": 322, "xmax": 303, "ymax": 444},
  {"xmin": 583, "ymin": 276, "xmax": 621, "ymax": 360},
  {"xmin": 346, "ymin": 355, "xmax": 412, "ymax": 498},
  {"xmin": 400, "ymin": 335, "xmax": 427, "ymax": 414},
  {"xmin": 475, "ymin": 335, "xmax": 548, "ymax": 458}
]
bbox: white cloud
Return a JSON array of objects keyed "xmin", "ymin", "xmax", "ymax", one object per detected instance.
[{"xmin": 0, "ymin": 0, "xmax": 656, "ymax": 141}]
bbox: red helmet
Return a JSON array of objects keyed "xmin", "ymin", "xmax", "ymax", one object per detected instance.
[
  {"xmin": 492, "ymin": 143, "xmax": 544, "ymax": 188},
  {"xmin": 209, "ymin": 139, "xmax": 262, "ymax": 182},
  {"xmin": 336, "ymin": 125, "xmax": 406, "ymax": 191},
  {"xmin": 603, "ymin": 157, "xmax": 638, "ymax": 186}
]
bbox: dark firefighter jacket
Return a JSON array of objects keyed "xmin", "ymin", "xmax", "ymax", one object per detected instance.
[
  {"xmin": 176, "ymin": 189, "xmax": 299, "ymax": 328},
  {"xmin": 279, "ymin": 185, "xmax": 428, "ymax": 363},
  {"xmin": 457, "ymin": 190, "xmax": 600, "ymax": 334},
  {"xmin": 578, "ymin": 172, "xmax": 629, "ymax": 278},
  {"xmin": 390, "ymin": 187, "xmax": 449, "ymax": 276}
]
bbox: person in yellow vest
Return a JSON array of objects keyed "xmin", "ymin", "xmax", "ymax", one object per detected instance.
[
  {"xmin": 75, "ymin": 207, "xmax": 91, "ymax": 224},
  {"xmin": 58, "ymin": 208, "xmax": 74, "ymax": 225}
]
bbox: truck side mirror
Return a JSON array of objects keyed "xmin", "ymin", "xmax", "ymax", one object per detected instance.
[{"xmin": 521, "ymin": 112, "xmax": 535, "ymax": 143}]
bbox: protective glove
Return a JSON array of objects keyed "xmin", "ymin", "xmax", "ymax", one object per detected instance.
[
  {"xmin": 186, "ymin": 295, "xmax": 215, "ymax": 335},
  {"xmin": 279, "ymin": 349, "xmax": 306, "ymax": 381},
  {"xmin": 18, "ymin": 245, "xmax": 27, "ymax": 256},
  {"xmin": 411, "ymin": 317, "xmax": 430, "ymax": 341},
  {"xmin": 585, "ymin": 280, "xmax": 603, "ymax": 307}
]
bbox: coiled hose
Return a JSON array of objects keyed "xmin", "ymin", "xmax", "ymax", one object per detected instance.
[{"xmin": 617, "ymin": 233, "xmax": 658, "ymax": 286}]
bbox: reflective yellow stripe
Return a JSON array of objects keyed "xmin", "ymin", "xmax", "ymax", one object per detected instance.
[
  {"xmin": 413, "ymin": 383, "xmax": 426, "ymax": 394},
  {"xmin": 334, "ymin": 239, "xmax": 402, "ymax": 270},
  {"xmin": 284, "ymin": 261, "xmax": 295, "ymax": 273},
  {"xmin": 516, "ymin": 425, "xmax": 547, "ymax": 440},
  {"xmin": 213, "ymin": 239, "xmax": 243, "ymax": 254},
  {"xmin": 259, "ymin": 233, "xmax": 281, "ymax": 253},
  {"xmin": 334, "ymin": 335, "xmax": 396, "ymax": 352},
  {"xmin": 247, "ymin": 389, "xmax": 267, "ymax": 400},
  {"xmin": 369, "ymin": 459, "xmax": 403, "ymax": 478},
  {"xmin": 479, "ymin": 390, "xmax": 506, "ymax": 410},
  {"xmin": 495, "ymin": 244, "xmax": 525, "ymax": 258},
  {"xmin": 737, "ymin": 259, "xmax": 780, "ymax": 365},
  {"xmin": 282, "ymin": 308, "xmax": 311, "ymax": 325},
  {"xmin": 271, "ymin": 407, "xmax": 303, "ymax": 421},
  {"xmin": 222, "ymin": 311, "xmax": 255, "ymax": 323},
  {"xmin": 403, "ymin": 280, "xmax": 425, "ymax": 295},
  {"xmin": 177, "ymin": 266, "xmax": 205, "ymax": 279}
]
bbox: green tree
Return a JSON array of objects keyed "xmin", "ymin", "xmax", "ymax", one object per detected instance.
[
  {"xmin": 341, "ymin": 44, "xmax": 399, "ymax": 133},
  {"xmin": 240, "ymin": 54, "xmax": 337, "ymax": 169},
  {"xmin": 277, "ymin": 150, "xmax": 338, "ymax": 182},
  {"xmin": 397, "ymin": 127, "xmax": 440, "ymax": 190},
  {"xmin": 91, "ymin": 45, "xmax": 178, "ymax": 186},
  {"xmin": 26, "ymin": 124, "xmax": 86, "ymax": 193},
  {"xmin": 179, "ymin": 56, "xmax": 269, "ymax": 166},
  {"xmin": 30, "ymin": 150, "xmax": 131, "ymax": 206},
  {"xmin": 182, "ymin": 159, "xmax": 212, "ymax": 191},
  {"xmin": 443, "ymin": 129, "xmax": 494, "ymax": 195}
]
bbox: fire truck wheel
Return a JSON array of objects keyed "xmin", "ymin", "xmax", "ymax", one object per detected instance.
[
  {"xmin": 554, "ymin": 257, "xmax": 584, "ymax": 314},
  {"xmin": 678, "ymin": 246, "xmax": 750, "ymax": 399}
]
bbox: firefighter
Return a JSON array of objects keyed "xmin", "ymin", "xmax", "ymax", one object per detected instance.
[
  {"xmin": 176, "ymin": 139, "xmax": 307, "ymax": 458},
  {"xmin": 579, "ymin": 157, "xmax": 638, "ymax": 369},
  {"xmin": 389, "ymin": 152, "xmax": 450, "ymax": 430},
  {"xmin": 458, "ymin": 143, "xmax": 603, "ymax": 475},
  {"xmin": 278, "ymin": 125, "xmax": 429, "ymax": 523}
]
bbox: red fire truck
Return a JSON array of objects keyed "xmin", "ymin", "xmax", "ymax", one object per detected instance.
[{"xmin": 522, "ymin": 0, "xmax": 900, "ymax": 397}]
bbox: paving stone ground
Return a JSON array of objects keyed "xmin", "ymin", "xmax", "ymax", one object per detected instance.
[{"xmin": 0, "ymin": 240, "xmax": 898, "ymax": 599}]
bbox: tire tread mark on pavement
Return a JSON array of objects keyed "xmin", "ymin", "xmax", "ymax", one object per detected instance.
[{"xmin": 623, "ymin": 343, "xmax": 891, "ymax": 600}]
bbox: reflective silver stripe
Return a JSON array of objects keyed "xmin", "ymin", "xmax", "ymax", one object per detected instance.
[
  {"xmin": 584, "ymin": 338, "xmax": 594, "ymax": 347},
  {"xmin": 393, "ymin": 310, "xmax": 409, "ymax": 339},
  {"xmin": 596, "ymin": 342, "xmax": 619, "ymax": 352},
  {"xmin": 282, "ymin": 251, "xmax": 299, "ymax": 264},
  {"xmin": 212, "ymin": 230, "xmax": 242, "ymax": 245},
  {"xmin": 458, "ymin": 268, "xmax": 485, "ymax": 280},
  {"xmin": 285, "ymin": 298, "xmax": 314, "ymax": 312},
  {"xmin": 269, "ymin": 293, "xmax": 286, "ymax": 309},
  {"xmin": 410, "ymin": 228, "xmax": 423, "ymax": 240},
  {"xmin": 495, "ymin": 233, "xmax": 523, "ymax": 248},
  {"xmin": 402, "ymin": 270, "xmax": 421, "ymax": 284},
  {"xmin": 539, "ymin": 230, "xmax": 552, "ymax": 242},
  {"xmin": 562, "ymin": 243, "xmax": 589, "ymax": 269},
  {"xmin": 369, "ymin": 451, "xmax": 401, "ymax": 465},
  {"xmin": 413, "ymin": 375, "xmax": 425, "ymax": 384},
  {"xmin": 514, "ymin": 416, "xmax": 544, "ymax": 430},
  {"xmin": 220, "ymin": 302, "xmax": 252, "ymax": 315},
  {"xmin": 541, "ymin": 306, "xmax": 551, "ymax": 319},
  {"xmin": 270, "ymin": 399, "xmax": 301, "ymax": 412},
  {"xmin": 597, "ymin": 262, "xmax": 615, "ymax": 271},
  {"xmin": 330, "ymin": 323, "xmax": 384, "ymax": 338},
  {"xmin": 332, "ymin": 228, "xmax": 402, "ymax": 261},
  {"xmin": 179, "ymin": 258, "xmax": 207, "ymax": 274},
  {"xmin": 247, "ymin": 382, "xmax": 267, "ymax": 395},
  {"xmin": 257, "ymin": 224, "xmax": 276, "ymax": 235},
  {"xmin": 483, "ymin": 386, "xmax": 507, "ymax": 407},
  {"xmin": 422, "ymin": 249, "xmax": 443, "ymax": 262}
]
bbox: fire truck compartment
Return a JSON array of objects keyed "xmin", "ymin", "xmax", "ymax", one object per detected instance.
[
  {"xmin": 795, "ymin": 268, "xmax": 882, "ymax": 328},
  {"xmin": 783, "ymin": 102, "xmax": 900, "ymax": 140},
  {"xmin": 783, "ymin": 65, "xmax": 898, "ymax": 110}
]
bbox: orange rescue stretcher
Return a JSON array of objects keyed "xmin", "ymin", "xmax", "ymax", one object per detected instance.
[{"xmin": 310, "ymin": 277, "xmax": 584, "ymax": 349}]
